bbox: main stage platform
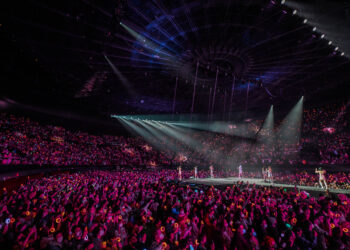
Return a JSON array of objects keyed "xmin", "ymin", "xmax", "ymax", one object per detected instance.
[{"xmin": 181, "ymin": 177, "xmax": 350, "ymax": 195}]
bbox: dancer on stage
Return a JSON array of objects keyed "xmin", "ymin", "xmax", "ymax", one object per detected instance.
[
  {"xmin": 238, "ymin": 164, "xmax": 243, "ymax": 179},
  {"xmin": 267, "ymin": 166, "xmax": 273, "ymax": 183},
  {"xmin": 194, "ymin": 166, "xmax": 198, "ymax": 179},
  {"xmin": 209, "ymin": 165, "xmax": 214, "ymax": 178},
  {"xmin": 178, "ymin": 166, "xmax": 182, "ymax": 181},
  {"xmin": 315, "ymin": 167, "xmax": 328, "ymax": 190}
]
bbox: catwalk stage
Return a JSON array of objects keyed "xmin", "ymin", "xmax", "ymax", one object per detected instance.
[{"xmin": 181, "ymin": 177, "xmax": 350, "ymax": 195}]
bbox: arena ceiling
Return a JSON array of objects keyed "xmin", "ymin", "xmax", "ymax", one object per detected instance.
[{"xmin": 1, "ymin": 0, "xmax": 350, "ymax": 118}]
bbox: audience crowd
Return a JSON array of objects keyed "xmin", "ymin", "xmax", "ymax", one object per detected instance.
[
  {"xmin": 0, "ymin": 102, "xmax": 349, "ymax": 249},
  {"xmin": 0, "ymin": 101, "xmax": 349, "ymax": 167},
  {"xmin": 0, "ymin": 113, "xmax": 171, "ymax": 167},
  {"xmin": 302, "ymin": 102, "xmax": 350, "ymax": 165},
  {"xmin": 0, "ymin": 170, "xmax": 349, "ymax": 249}
]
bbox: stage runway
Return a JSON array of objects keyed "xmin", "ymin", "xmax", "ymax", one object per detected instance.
[{"xmin": 181, "ymin": 177, "xmax": 350, "ymax": 195}]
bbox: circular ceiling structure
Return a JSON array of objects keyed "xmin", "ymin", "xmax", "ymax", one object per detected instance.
[{"xmin": 1, "ymin": 0, "xmax": 349, "ymax": 116}]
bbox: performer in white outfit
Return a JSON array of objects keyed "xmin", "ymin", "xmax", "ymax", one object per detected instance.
[
  {"xmin": 238, "ymin": 164, "xmax": 243, "ymax": 179},
  {"xmin": 267, "ymin": 167, "xmax": 273, "ymax": 182},
  {"xmin": 209, "ymin": 165, "xmax": 214, "ymax": 178},
  {"xmin": 315, "ymin": 167, "xmax": 327, "ymax": 190},
  {"xmin": 194, "ymin": 166, "xmax": 198, "ymax": 179},
  {"xmin": 178, "ymin": 166, "xmax": 182, "ymax": 181}
]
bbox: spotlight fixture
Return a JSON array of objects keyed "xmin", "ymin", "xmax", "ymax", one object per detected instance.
[
  {"xmin": 312, "ymin": 27, "xmax": 317, "ymax": 31},
  {"xmin": 335, "ymin": 47, "xmax": 339, "ymax": 51},
  {"xmin": 328, "ymin": 41, "xmax": 332, "ymax": 45},
  {"xmin": 341, "ymin": 52, "xmax": 345, "ymax": 56},
  {"xmin": 303, "ymin": 19, "xmax": 308, "ymax": 24},
  {"xmin": 321, "ymin": 34, "xmax": 325, "ymax": 39},
  {"xmin": 281, "ymin": 0, "xmax": 285, "ymax": 4},
  {"xmin": 292, "ymin": 10, "xmax": 297, "ymax": 15}
]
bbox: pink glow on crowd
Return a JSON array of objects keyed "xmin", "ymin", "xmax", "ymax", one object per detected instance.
[
  {"xmin": 0, "ymin": 170, "xmax": 349, "ymax": 249},
  {"xmin": 1, "ymin": 101, "xmax": 349, "ymax": 167}
]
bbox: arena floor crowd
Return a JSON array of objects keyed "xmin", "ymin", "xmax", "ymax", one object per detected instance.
[{"xmin": 0, "ymin": 170, "xmax": 349, "ymax": 249}]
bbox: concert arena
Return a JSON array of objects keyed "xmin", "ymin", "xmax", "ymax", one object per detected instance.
[{"xmin": 1, "ymin": 0, "xmax": 350, "ymax": 249}]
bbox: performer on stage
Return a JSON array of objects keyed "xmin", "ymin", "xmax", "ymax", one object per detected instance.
[
  {"xmin": 194, "ymin": 166, "xmax": 198, "ymax": 179},
  {"xmin": 178, "ymin": 166, "xmax": 182, "ymax": 181},
  {"xmin": 209, "ymin": 165, "xmax": 214, "ymax": 178},
  {"xmin": 267, "ymin": 166, "xmax": 273, "ymax": 183},
  {"xmin": 315, "ymin": 167, "xmax": 327, "ymax": 190},
  {"xmin": 238, "ymin": 164, "xmax": 243, "ymax": 179}
]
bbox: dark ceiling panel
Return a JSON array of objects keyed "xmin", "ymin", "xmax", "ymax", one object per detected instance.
[{"xmin": 1, "ymin": 0, "xmax": 349, "ymax": 117}]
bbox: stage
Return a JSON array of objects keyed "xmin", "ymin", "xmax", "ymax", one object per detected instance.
[{"xmin": 181, "ymin": 177, "xmax": 350, "ymax": 195}]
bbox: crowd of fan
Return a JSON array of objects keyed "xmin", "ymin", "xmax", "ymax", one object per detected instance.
[
  {"xmin": 0, "ymin": 101, "xmax": 349, "ymax": 167},
  {"xmin": 302, "ymin": 102, "xmax": 350, "ymax": 165},
  {"xmin": 0, "ymin": 170, "xmax": 349, "ymax": 249},
  {"xmin": 0, "ymin": 113, "xmax": 172, "ymax": 166}
]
